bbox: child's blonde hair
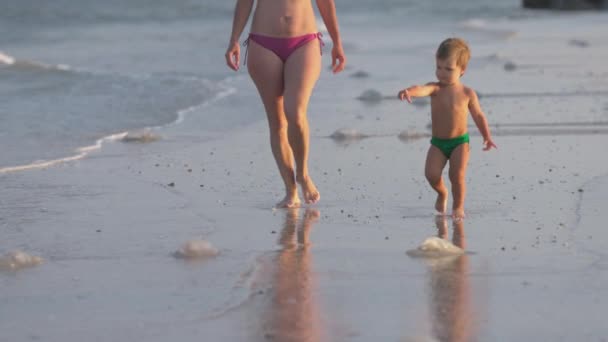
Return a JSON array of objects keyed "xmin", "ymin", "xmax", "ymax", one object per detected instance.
[{"xmin": 436, "ymin": 38, "xmax": 470, "ymax": 69}]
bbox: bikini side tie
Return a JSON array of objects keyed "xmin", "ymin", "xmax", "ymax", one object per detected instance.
[
  {"xmin": 242, "ymin": 37, "xmax": 250, "ymax": 65},
  {"xmin": 317, "ymin": 32, "xmax": 325, "ymax": 55}
]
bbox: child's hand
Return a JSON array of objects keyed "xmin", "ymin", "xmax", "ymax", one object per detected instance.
[
  {"xmin": 483, "ymin": 139, "xmax": 497, "ymax": 151},
  {"xmin": 398, "ymin": 89, "xmax": 412, "ymax": 103}
]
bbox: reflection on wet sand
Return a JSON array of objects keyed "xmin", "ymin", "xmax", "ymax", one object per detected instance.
[
  {"xmin": 261, "ymin": 208, "xmax": 323, "ymax": 342},
  {"xmin": 428, "ymin": 216, "xmax": 476, "ymax": 342}
]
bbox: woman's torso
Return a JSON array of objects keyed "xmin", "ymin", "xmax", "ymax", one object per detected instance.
[{"xmin": 250, "ymin": 0, "xmax": 318, "ymax": 37}]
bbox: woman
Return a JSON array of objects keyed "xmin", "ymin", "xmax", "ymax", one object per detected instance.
[{"xmin": 225, "ymin": 0, "xmax": 346, "ymax": 208}]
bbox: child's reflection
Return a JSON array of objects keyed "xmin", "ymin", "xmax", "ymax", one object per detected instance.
[
  {"xmin": 429, "ymin": 216, "xmax": 476, "ymax": 342},
  {"xmin": 262, "ymin": 208, "xmax": 323, "ymax": 342}
]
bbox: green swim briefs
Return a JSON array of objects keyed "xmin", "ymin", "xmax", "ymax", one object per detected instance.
[{"xmin": 430, "ymin": 133, "xmax": 470, "ymax": 159}]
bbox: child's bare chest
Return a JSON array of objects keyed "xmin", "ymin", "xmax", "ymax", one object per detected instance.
[{"xmin": 431, "ymin": 88, "xmax": 469, "ymax": 116}]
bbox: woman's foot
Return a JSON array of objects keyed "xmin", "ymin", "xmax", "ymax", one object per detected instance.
[{"xmin": 297, "ymin": 176, "xmax": 320, "ymax": 204}]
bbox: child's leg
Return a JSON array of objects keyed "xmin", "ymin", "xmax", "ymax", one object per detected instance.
[
  {"xmin": 452, "ymin": 218, "xmax": 465, "ymax": 248},
  {"xmin": 435, "ymin": 215, "xmax": 449, "ymax": 239},
  {"xmin": 448, "ymin": 144, "xmax": 470, "ymax": 219},
  {"xmin": 425, "ymin": 146, "xmax": 449, "ymax": 214}
]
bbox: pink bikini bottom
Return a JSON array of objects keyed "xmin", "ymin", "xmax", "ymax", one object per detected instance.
[{"xmin": 244, "ymin": 32, "xmax": 324, "ymax": 64}]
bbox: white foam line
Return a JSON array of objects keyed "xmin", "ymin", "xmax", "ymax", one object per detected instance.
[
  {"xmin": 0, "ymin": 132, "xmax": 127, "ymax": 174},
  {"xmin": 0, "ymin": 72, "xmax": 237, "ymax": 174},
  {"xmin": 173, "ymin": 85, "xmax": 236, "ymax": 126},
  {"xmin": 0, "ymin": 51, "xmax": 16, "ymax": 65},
  {"xmin": 0, "ymin": 50, "xmax": 72, "ymax": 71}
]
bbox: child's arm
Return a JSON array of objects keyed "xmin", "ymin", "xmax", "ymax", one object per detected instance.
[
  {"xmin": 467, "ymin": 88, "xmax": 497, "ymax": 151},
  {"xmin": 398, "ymin": 82, "xmax": 439, "ymax": 103}
]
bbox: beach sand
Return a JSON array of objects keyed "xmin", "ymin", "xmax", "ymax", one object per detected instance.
[{"xmin": 2, "ymin": 13, "xmax": 608, "ymax": 342}]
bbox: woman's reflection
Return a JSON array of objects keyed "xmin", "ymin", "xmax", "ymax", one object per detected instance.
[
  {"xmin": 261, "ymin": 208, "xmax": 323, "ymax": 342},
  {"xmin": 428, "ymin": 216, "xmax": 476, "ymax": 342}
]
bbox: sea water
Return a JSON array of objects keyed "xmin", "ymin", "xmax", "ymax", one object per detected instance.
[{"xmin": 0, "ymin": 0, "xmax": 596, "ymax": 173}]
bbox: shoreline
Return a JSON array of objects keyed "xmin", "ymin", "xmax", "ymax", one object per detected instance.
[{"xmin": 2, "ymin": 10, "xmax": 608, "ymax": 342}]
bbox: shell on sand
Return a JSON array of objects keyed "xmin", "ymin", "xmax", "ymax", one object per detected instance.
[
  {"xmin": 350, "ymin": 70, "xmax": 370, "ymax": 78},
  {"xmin": 504, "ymin": 61, "xmax": 517, "ymax": 71},
  {"xmin": 121, "ymin": 130, "xmax": 161, "ymax": 143},
  {"xmin": 330, "ymin": 128, "xmax": 368, "ymax": 142},
  {"xmin": 0, "ymin": 251, "xmax": 44, "ymax": 270},
  {"xmin": 410, "ymin": 98, "xmax": 430, "ymax": 108},
  {"xmin": 174, "ymin": 240, "xmax": 219, "ymax": 259},
  {"xmin": 406, "ymin": 237, "xmax": 464, "ymax": 258},
  {"xmin": 356, "ymin": 89, "xmax": 383, "ymax": 103},
  {"xmin": 398, "ymin": 130, "xmax": 429, "ymax": 142},
  {"xmin": 569, "ymin": 39, "xmax": 589, "ymax": 48}
]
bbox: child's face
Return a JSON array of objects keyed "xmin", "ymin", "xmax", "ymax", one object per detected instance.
[{"xmin": 435, "ymin": 57, "xmax": 465, "ymax": 85}]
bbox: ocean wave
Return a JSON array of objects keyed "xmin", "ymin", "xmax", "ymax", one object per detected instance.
[
  {"xmin": 174, "ymin": 83, "xmax": 236, "ymax": 126},
  {"xmin": 0, "ymin": 51, "xmax": 71, "ymax": 71},
  {"xmin": 0, "ymin": 83, "xmax": 230, "ymax": 174},
  {"xmin": 457, "ymin": 18, "xmax": 518, "ymax": 39},
  {"xmin": 0, "ymin": 132, "xmax": 127, "ymax": 174},
  {"xmin": 0, "ymin": 68, "xmax": 236, "ymax": 174},
  {"xmin": 459, "ymin": 18, "xmax": 489, "ymax": 29}
]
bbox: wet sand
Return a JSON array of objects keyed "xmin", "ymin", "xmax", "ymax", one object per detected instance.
[{"xmin": 2, "ymin": 13, "xmax": 608, "ymax": 342}]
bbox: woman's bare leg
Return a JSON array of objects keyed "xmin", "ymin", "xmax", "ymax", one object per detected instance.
[
  {"xmin": 247, "ymin": 41, "xmax": 300, "ymax": 208},
  {"xmin": 425, "ymin": 146, "xmax": 449, "ymax": 214},
  {"xmin": 283, "ymin": 40, "xmax": 322, "ymax": 204},
  {"xmin": 448, "ymin": 144, "xmax": 470, "ymax": 219}
]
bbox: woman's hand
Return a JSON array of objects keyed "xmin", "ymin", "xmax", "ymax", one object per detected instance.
[
  {"xmin": 225, "ymin": 41, "xmax": 240, "ymax": 71},
  {"xmin": 331, "ymin": 44, "xmax": 346, "ymax": 74}
]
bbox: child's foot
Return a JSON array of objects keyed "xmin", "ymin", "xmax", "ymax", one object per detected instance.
[
  {"xmin": 275, "ymin": 194, "xmax": 301, "ymax": 209},
  {"xmin": 303, "ymin": 208, "xmax": 321, "ymax": 222},
  {"xmin": 297, "ymin": 176, "xmax": 320, "ymax": 204},
  {"xmin": 434, "ymin": 215, "xmax": 448, "ymax": 239},
  {"xmin": 452, "ymin": 208, "xmax": 465, "ymax": 220},
  {"xmin": 435, "ymin": 192, "xmax": 448, "ymax": 214}
]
